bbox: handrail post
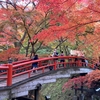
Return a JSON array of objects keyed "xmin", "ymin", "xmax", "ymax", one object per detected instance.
[
  {"xmin": 54, "ymin": 60, "xmax": 57, "ymax": 70},
  {"xmin": 77, "ymin": 60, "xmax": 79, "ymax": 67},
  {"xmin": 64, "ymin": 62, "xmax": 66, "ymax": 68},
  {"xmin": 7, "ymin": 64, "xmax": 13, "ymax": 86},
  {"xmin": 42, "ymin": 68, "xmax": 44, "ymax": 73}
]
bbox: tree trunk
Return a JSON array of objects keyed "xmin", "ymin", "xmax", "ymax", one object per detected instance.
[
  {"xmin": 25, "ymin": 41, "xmax": 30, "ymax": 57},
  {"xmin": 14, "ymin": 42, "xmax": 21, "ymax": 53},
  {"xmin": 30, "ymin": 43, "xmax": 35, "ymax": 58}
]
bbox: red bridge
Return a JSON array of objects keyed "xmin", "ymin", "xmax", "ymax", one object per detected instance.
[
  {"xmin": 0, "ymin": 56, "xmax": 94, "ymax": 87},
  {"xmin": 0, "ymin": 56, "xmax": 94, "ymax": 100}
]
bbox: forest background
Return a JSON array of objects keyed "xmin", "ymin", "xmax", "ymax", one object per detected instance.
[{"xmin": 0, "ymin": 0, "xmax": 100, "ymax": 63}]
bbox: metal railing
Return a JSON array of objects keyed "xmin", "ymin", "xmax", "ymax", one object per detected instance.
[{"xmin": 0, "ymin": 56, "xmax": 94, "ymax": 86}]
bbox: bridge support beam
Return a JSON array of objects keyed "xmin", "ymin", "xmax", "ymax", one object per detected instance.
[
  {"xmin": 8, "ymin": 89, "xmax": 12, "ymax": 100},
  {"xmin": 34, "ymin": 83, "xmax": 42, "ymax": 100}
]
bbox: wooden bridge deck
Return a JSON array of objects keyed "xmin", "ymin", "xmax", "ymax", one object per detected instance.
[{"xmin": 0, "ymin": 68, "xmax": 50, "ymax": 87}]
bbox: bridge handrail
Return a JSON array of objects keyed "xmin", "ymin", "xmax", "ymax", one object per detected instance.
[
  {"xmin": 12, "ymin": 59, "xmax": 31, "ymax": 65},
  {"xmin": 0, "ymin": 56, "xmax": 94, "ymax": 86}
]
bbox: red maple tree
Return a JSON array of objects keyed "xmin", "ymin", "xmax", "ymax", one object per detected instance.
[
  {"xmin": 0, "ymin": 0, "xmax": 100, "ymax": 60},
  {"xmin": 0, "ymin": 47, "xmax": 29, "ymax": 62},
  {"xmin": 63, "ymin": 70, "xmax": 100, "ymax": 92}
]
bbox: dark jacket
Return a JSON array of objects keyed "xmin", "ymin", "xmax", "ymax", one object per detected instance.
[{"xmin": 32, "ymin": 55, "xmax": 38, "ymax": 67}]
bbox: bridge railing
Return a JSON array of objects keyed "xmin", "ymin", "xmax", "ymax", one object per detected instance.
[{"xmin": 0, "ymin": 56, "xmax": 94, "ymax": 86}]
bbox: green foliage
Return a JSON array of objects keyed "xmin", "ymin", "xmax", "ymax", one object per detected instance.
[
  {"xmin": 41, "ymin": 78, "xmax": 74, "ymax": 100},
  {"xmin": 37, "ymin": 46, "xmax": 52, "ymax": 56}
]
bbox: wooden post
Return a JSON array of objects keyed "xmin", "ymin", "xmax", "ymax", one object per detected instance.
[{"xmin": 34, "ymin": 83, "xmax": 42, "ymax": 100}]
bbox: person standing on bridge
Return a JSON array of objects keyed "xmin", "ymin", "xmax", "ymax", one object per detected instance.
[
  {"xmin": 32, "ymin": 54, "xmax": 39, "ymax": 73},
  {"xmin": 52, "ymin": 49, "xmax": 58, "ymax": 57},
  {"xmin": 85, "ymin": 59, "xmax": 88, "ymax": 67},
  {"xmin": 8, "ymin": 57, "xmax": 13, "ymax": 63},
  {"xmin": 48, "ymin": 55, "xmax": 54, "ymax": 71},
  {"xmin": 52, "ymin": 49, "xmax": 59, "ymax": 68},
  {"xmin": 59, "ymin": 51, "xmax": 65, "ymax": 67}
]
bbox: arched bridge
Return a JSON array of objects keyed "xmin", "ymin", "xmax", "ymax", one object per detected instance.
[{"xmin": 0, "ymin": 56, "xmax": 94, "ymax": 100}]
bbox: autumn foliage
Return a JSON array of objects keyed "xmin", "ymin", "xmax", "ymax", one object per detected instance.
[
  {"xmin": 0, "ymin": 0, "xmax": 100, "ymax": 60},
  {"xmin": 0, "ymin": 47, "xmax": 29, "ymax": 62},
  {"xmin": 63, "ymin": 70, "xmax": 100, "ymax": 92}
]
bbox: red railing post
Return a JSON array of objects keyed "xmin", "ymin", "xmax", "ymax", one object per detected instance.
[
  {"xmin": 42, "ymin": 68, "xmax": 44, "ymax": 73},
  {"xmin": 91, "ymin": 64, "xmax": 94, "ymax": 69},
  {"xmin": 64, "ymin": 62, "xmax": 66, "ymax": 68},
  {"xmin": 54, "ymin": 60, "xmax": 57, "ymax": 70},
  {"xmin": 28, "ymin": 72, "xmax": 31, "ymax": 78},
  {"xmin": 77, "ymin": 60, "xmax": 82, "ymax": 67},
  {"xmin": 7, "ymin": 64, "xmax": 13, "ymax": 86},
  {"xmin": 38, "ymin": 61, "xmax": 41, "ymax": 67}
]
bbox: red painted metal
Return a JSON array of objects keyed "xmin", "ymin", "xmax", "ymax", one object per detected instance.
[
  {"xmin": 0, "ymin": 65, "xmax": 8, "ymax": 69},
  {"xmin": 0, "ymin": 56, "xmax": 95, "ymax": 87},
  {"xmin": 7, "ymin": 64, "xmax": 13, "ymax": 86}
]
